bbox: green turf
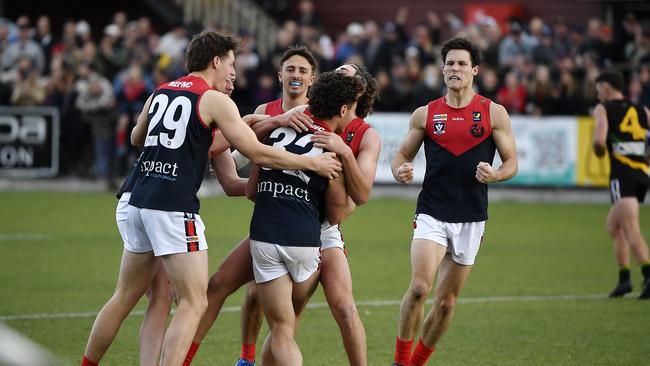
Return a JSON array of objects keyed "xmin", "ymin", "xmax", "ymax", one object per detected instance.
[{"xmin": 1, "ymin": 192, "xmax": 649, "ymax": 365}]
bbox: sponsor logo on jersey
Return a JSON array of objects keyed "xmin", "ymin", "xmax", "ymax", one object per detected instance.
[
  {"xmin": 257, "ymin": 179, "xmax": 311, "ymax": 202},
  {"xmin": 434, "ymin": 122, "xmax": 446, "ymax": 135},
  {"xmin": 470, "ymin": 123, "xmax": 485, "ymax": 138},
  {"xmin": 452, "ymin": 117, "xmax": 464, "ymax": 121},
  {"xmin": 473, "ymin": 112, "xmax": 481, "ymax": 121},
  {"xmin": 613, "ymin": 141, "xmax": 645, "ymax": 156},
  {"xmin": 140, "ymin": 159, "xmax": 179, "ymax": 179},
  {"xmin": 346, "ymin": 131, "xmax": 355, "ymax": 143},
  {"xmin": 432, "ymin": 114, "xmax": 447, "ymax": 121}
]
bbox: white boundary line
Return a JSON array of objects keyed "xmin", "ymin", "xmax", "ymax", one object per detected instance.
[{"xmin": 0, "ymin": 293, "xmax": 611, "ymax": 322}]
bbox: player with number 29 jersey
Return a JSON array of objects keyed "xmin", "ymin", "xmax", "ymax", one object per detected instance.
[{"xmin": 130, "ymin": 75, "xmax": 214, "ymax": 214}]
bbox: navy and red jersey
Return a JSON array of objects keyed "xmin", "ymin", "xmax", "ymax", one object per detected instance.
[
  {"xmin": 249, "ymin": 119, "xmax": 332, "ymax": 247},
  {"xmin": 603, "ymin": 99, "xmax": 649, "ymax": 177},
  {"xmin": 116, "ymin": 152, "xmax": 143, "ymax": 199},
  {"xmin": 264, "ymin": 98, "xmax": 285, "ymax": 117},
  {"xmin": 129, "ymin": 75, "xmax": 214, "ymax": 213},
  {"xmin": 339, "ymin": 117, "xmax": 372, "ymax": 157},
  {"xmin": 416, "ymin": 94, "xmax": 496, "ymax": 223}
]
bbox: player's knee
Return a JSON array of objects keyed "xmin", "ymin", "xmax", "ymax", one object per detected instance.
[
  {"xmin": 435, "ymin": 296, "xmax": 457, "ymax": 319},
  {"xmin": 207, "ymin": 272, "xmax": 231, "ymax": 297},
  {"xmin": 409, "ymin": 282, "xmax": 432, "ymax": 302},
  {"xmin": 606, "ymin": 219, "xmax": 620, "ymax": 236},
  {"xmin": 179, "ymin": 293, "xmax": 208, "ymax": 315},
  {"xmin": 331, "ymin": 299, "xmax": 359, "ymax": 325}
]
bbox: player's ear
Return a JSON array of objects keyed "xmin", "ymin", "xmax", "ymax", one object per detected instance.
[
  {"xmin": 212, "ymin": 55, "xmax": 221, "ymax": 69},
  {"xmin": 278, "ymin": 70, "xmax": 283, "ymax": 84},
  {"xmin": 472, "ymin": 65, "xmax": 479, "ymax": 77},
  {"xmin": 339, "ymin": 104, "xmax": 348, "ymax": 118}
]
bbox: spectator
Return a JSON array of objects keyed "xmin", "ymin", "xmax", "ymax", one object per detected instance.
[
  {"xmin": 531, "ymin": 26, "xmax": 556, "ymax": 66},
  {"xmin": 75, "ymin": 63, "xmax": 115, "ymax": 182},
  {"xmin": 336, "ymin": 22, "xmax": 364, "ymax": 64},
  {"xmin": 294, "ymin": 0, "xmax": 322, "ymax": 28},
  {"xmin": 477, "ymin": 67, "xmax": 499, "ymax": 101},
  {"xmin": 10, "ymin": 56, "xmax": 46, "ymax": 106},
  {"xmin": 498, "ymin": 19, "xmax": 536, "ymax": 68},
  {"xmin": 374, "ymin": 69, "xmax": 402, "ymax": 111},
  {"xmin": 526, "ymin": 65, "xmax": 557, "ymax": 115},
  {"xmin": 34, "ymin": 16, "xmax": 55, "ymax": 74},
  {"xmin": 1, "ymin": 16, "xmax": 45, "ymax": 75},
  {"xmin": 497, "ymin": 70, "xmax": 527, "ymax": 114},
  {"xmin": 359, "ymin": 20, "xmax": 392, "ymax": 75},
  {"xmin": 555, "ymin": 70, "xmax": 585, "ymax": 115}
]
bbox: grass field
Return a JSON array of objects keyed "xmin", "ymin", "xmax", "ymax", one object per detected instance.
[{"xmin": 1, "ymin": 191, "xmax": 649, "ymax": 365}]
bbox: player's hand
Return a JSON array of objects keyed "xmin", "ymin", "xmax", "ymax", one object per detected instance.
[
  {"xmin": 396, "ymin": 162, "xmax": 414, "ymax": 184},
  {"xmin": 311, "ymin": 130, "xmax": 351, "ymax": 156},
  {"xmin": 475, "ymin": 161, "xmax": 499, "ymax": 184},
  {"xmin": 277, "ymin": 109, "xmax": 313, "ymax": 132},
  {"xmin": 313, "ymin": 152, "xmax": 342, "ymax": 179},
  {"xmin": 242, "ymin": 113, "xmax": 270, "ymax": 126}
]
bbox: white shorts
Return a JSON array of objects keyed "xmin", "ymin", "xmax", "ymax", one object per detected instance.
[
  {"xmin": 250, "ymin": 239, "xmax": 320, "ymax": 284},
  {"xmin": 320, "ymin": 220, "xmax": 345, "ymax": 251},
  {"xmin": 115, "ymin": 192, "xmax": 131, "ymax": 245},
  {"xmin": 412, "ymin": 213, "xmax": 485, "ymax": 265},
  {"xmin": 124, "ymin": 204, "xmax": 208, "ymax": 256}
]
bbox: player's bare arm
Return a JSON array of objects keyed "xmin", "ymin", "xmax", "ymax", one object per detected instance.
[
  {"xmin": 246, "ymin": 164, "xmax": 260, "ymax": 202},
  {"xmin": 210, "ymin": 150, "xmax": 247, "ymax": 196},
  {"xmin": 592, "ymin": 103, "xmax": 608, "ymax": 158},
  {"xmin": 476, "ymin": 102, "xmax": 518, "ymax": 184},
  {"xmin": 312, "ymin": 128, "xmax": 381, "ymax": 205},
  {"xmin": 391, "ymin": 106, "xmax": 427, "ymax": 184},
  {"xmin": 130, "ymin": 94, "xmax": 154, "ymax": 147},
  {"xmin": 325, "ymin": 172, "xmax": 349, "ymax": 225},
  {"xmin": 208, "ymin": 114, "xmax": 270, "ymax": 157},
  {"xmin": 251, "ymin": 105, "xmax": 313, "ymax": 139},
  {"xmin": 199, "ymin": 90, "xmax": 341, "ymax": 179}
]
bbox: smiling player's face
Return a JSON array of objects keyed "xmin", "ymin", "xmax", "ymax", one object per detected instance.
[
  {"xmin": 279, "ymin": 55, "xmax": 314, "ymax": 96},
  {"xmin": 442, "ymin": 49, "xmax": 478, "ymax": 91}
]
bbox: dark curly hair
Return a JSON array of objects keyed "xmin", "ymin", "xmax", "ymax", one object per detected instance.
[
  {"xmin": 339, "ymin": 64, "xmax": 379, "ymax": 118},
  {"xmin": 441, "ymin": 37, "xmax": 481, "ymax": 67},
  {"xmin": 309, "ymin": 71, "xmax": 366, "ymax": 120},
  {"xmin": 186, "ymin": 31, "xmax": 240, "ymax": 72}
]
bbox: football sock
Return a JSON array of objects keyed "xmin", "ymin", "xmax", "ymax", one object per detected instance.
[
  {"xmin": 241, "ymin": 342, "xmax": 256, "ymax": 362},
  {"xmin": 394, "ymin": 337, "xmax": 413, "ymax": 365},
  {"xmin": 182, "ymin": 342, "xmax": 200, "ymax": 366},
  {"xmin": 80, "ymin": 356, "xmax": 98, "ymax": 366},
  {"xmin": 409, "ymin": 339, "xmax": 435, "ymax": 366},
  {"xmin": 641, "ymin": 263, "xmax": 650, "ymax": 282},
  {"xmin": 619, "ymin": 267, "xmax": 631, "ymax": 282}
]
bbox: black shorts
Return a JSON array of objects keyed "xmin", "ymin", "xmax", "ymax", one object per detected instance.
[{"xmin": 610, "ymin": 169, "xmax": 650, "ymax": 203}]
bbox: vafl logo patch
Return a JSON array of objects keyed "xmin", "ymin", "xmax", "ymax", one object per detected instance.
[
  {"xmin": 472, "ymin": 112, "xmax": 481, "ymax": 122},
  {"xmin": 434, "ymin": 122, "xmax": 446, "ymax": 135},
  {"xmin": 346, "ymin": 131, "xmax": 354, "ymax": 143}
]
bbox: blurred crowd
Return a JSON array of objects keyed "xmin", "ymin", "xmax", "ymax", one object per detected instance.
[{"xmin": 1, "ymin": 0, "xmax": 649, "ymax": 181}]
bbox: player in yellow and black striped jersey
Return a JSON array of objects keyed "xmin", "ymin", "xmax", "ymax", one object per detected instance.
[{"xmin": 593, "ymin": 68, "xmax": 650, "ymax": 300}]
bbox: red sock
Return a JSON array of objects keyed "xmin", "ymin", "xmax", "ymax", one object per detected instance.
[
  {"xmin": 183, "ymin": 342, "xmax": 200, "ymax": 366},
  {"xmin": 409, "ymin": 339, "xmax": 435, "ymax": 366},
  {"xmin": 81, "ymin": 356, "xmax": 98, "ymax": 366},
  {"xmin": 241, "ymin": 342, "xmax": 256, "ymax": 362},
  {"xmin": 394, "ymin": 337, "xmax": 413, "ymax": 365}
]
